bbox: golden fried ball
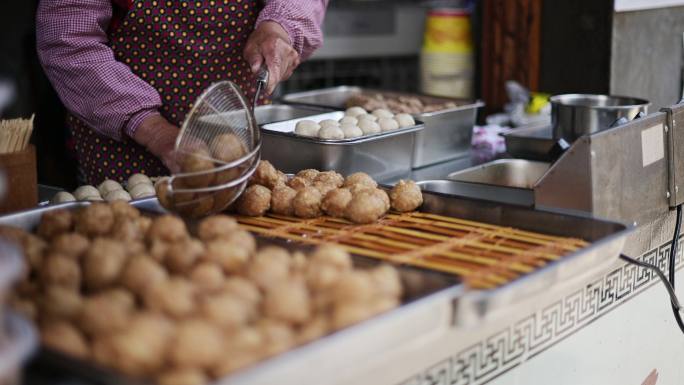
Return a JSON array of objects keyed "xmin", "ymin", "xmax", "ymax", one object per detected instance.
[
  {"xmin": 369, "ymin": 264, "xmax": 403, "ymax": 299},
  {"xmin": 287, "ymin": 176, "xmax": 311, "ymax": 191},
  {"xmin": 110, "ymin": 217, "xmax": 146, "ymax": 242},
  {"xmin": 75, "ymin": 203, "xmax": 115, "ymax": 237},
  {"xmin": 343, "ymin": 172, "xmax": 377, "ymax": 190},
  {"xmin": 292, "ymin": 186, "xmax": 322, "ymax": 218},
  {"xmin": 225, "ymin": 229, "xmax": 257, "ymax": 254},
  {"xmin": 235, "ymin": 184, "xmax": 271, "ymax": 216},
  {"xmin": 204, "ymin": 238, "xmax": 251, "ymax": 273},
  {"xmin": 165, "ymin": 238, "xmax": 205, "ymax": 273},
  {"xmin": 222, "ymin": 277, "xmax": 261, "ymax": 308},
  {"xmin": 305, "ymin": 263, "xmax": 343, "ymax": 292},
  {"xmin": 321, "ymin": 188, "xmax": 352, "ymax": 218},
  {"xmin": 79, "ymin": 290, "xmax": 135, "ymax": 335},
  {"xmin": 109, "ymin": 200, "xmax": 141, "ymax": 220},
  {"xmin": 169, "ymin": 319, "xmax": 225, "ymax": 369},
  {"xmin": 201, "ymin": 291, "xmax": 251, "ymax": 328},
  {"xmin": 211, "ymin": 351, "xmax": 261, "ymax": 378},
  {"xmin": 21, "ymin": 233, "xmax": 47, "ymax": 272},
  {"xmin": 37, "ymin": 209, "xmax": 73, "ymax": 239},
  {"xmin": 390, "ymin": 179, "xmax": 423, "ymax": 212},
  {"xmin": 210, "ymin": 133, "xmax": 247, "ymax": 163},
  {"xmin": 270, "ymin": 184, "xmax": 297, "ymax": 216},
  {"xmin": 120, "ymin": 255, "xmax": 168, "ymax": 296},
  {"xmin": 312, "ymin": 181, "xmax": 338, "ymax": 197},
  {"xmin": 374, "ymin": 188, "xmax": 391, "ymax": 212},
  {"xmin": 83, "ymin": 238, "xmax": 128, "ymax": 290},
  {"xmin": 314, "ymin": 171, "xmax": 344, "ymax": 188},
  {"xmin": 213, "ymin": 328, "xmax": 264, "ymax": 376},
  {"xmin": 50, "ymin": 233, "xmax": 89, "ymax": 259},
  {"xmin": 147, "ymin": 215, "xmax": 189, "ymax": 243},
  {"xmin": 344, "ymin": 190, "xmax": 387, "ymax": 224},
  {"xmin": 331, "ymin": 301, "xmax": 376, "ymax": 329},
  {"xmin": 41, "ymin": 321, "xmax": 90, "ymax": 359},
  {"xmin": 40, "ymin": 285, "xmax": 83, "ymax": 321},
  {"xmin": 41, "ymin": 253, "xmax": 81, "ymax": 291},
  {"xmin": 249, "ymin": 160, "xmax": 285, "ymax": 189},
  {"xmin": 178, "ymin": 192, "xmax": 215, "ymax": 219},
  {"xmin": 295, "ymin": 169, "xmax": 319, "ymax": 182},
  {"xmin": 247, "ymin": 246, "xmax": 291, "ymax": 290},
  {"xmin": 189, "ymin": 262, "xmax": 225, "ymax": 293},
  {"xmin": 155, "ymin": 178, "xmax": 174, "ymax": 210},
  {"xmin": 263, "ymin": 279, "xmax": 311, "ymax": 325},
  {"xmin": 9, "ymin": 297, "xmax": 37, "ymax": 321},
  {"xmin": 257, "ymin": 319, "xmax": 295, "ymax": 357},
  {"xmin": 157, "ymin": 368, "xmax": 208, "ymax": 385},
  {"xmin": 333, "ymin": 271, "xmax": 375, "ymax": 304},
  {"xmin": 178, "ymin": 149, "xmax": 216, "ymax": 188},
  {"xmin": 310, "ymin": 244, "xmax": 353, "ymax": 270},
  {"xmin": 108, "ymin": 312, "xmax": 174, "ymax": 376},
  {"xmin": 197, "ymin": 215, "xmax": 239, "ymax": 241},
  {"xmin": 297, "ymin": 315, "xmax": 330, "ymax": 345},
  {"xmin": 144, "ymin": 277, "xmax": 196, "ymax": 318},
  {"xmin": 148, "ymin": 239, "xmax": 170, "ymax": 262}
]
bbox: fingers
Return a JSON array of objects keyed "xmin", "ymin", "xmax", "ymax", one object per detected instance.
[
  {"xmin": 260, "ymin": 38, "xmax": 300, "ymax": 94},
  {"xmin": 243, "ymin": 41, "xmax": 263, "ymax": 74}
]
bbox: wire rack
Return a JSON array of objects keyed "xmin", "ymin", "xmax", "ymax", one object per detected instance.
[{"xmin": 236, "ymin": 212, "xmax": 588, "ymax": 289}]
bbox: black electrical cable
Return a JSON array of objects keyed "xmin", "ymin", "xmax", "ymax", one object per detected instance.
[
  {"xmin": 619, "ymin": 254, "xmax": 682, "ymax": 311},
  {"xmin": 668, "ymin": 205, "xmax": 684, "ymax": 333}
]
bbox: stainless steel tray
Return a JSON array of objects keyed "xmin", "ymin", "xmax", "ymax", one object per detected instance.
[
  {"xmin": 4, "ymin": 196, "xmax": 630, "ymax": 384},
  {"xmin": 447, "ymin": 159, "xmax": 550, "ymax": 189},
  {"xmin": 281, "ymin": 86, "xmax": 484, "ymax": 168},
  {"xmin": 254, "ymin": 104, "xmax": 333, "ymax": 126},
  {"xmin": 416, "ymin": 179, "xmax": 535, "ymax": 207},
  {"xmin": 260, "ymin": 111, "xmax": 423, "ymax": 182},
  {"xmin": 503, "ymin": 124, "xmax": 555, "ymax": 161}
]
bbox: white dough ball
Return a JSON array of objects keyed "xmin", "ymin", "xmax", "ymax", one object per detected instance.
[
  {"xmin": 378, "ymin": 117, "xmax": 399, "ymax": 132},
  {"xmin": 86, "ymin": 196, "xmax": 104, "ymax": 202},
  {"xmin": 395, "ymin": 113, "xmax": 416, "ymax": 128},
  {"xmin": 51, "ymin": 192, "xmax": 76, "ymax": 204},
  {"xmin": 129, "ymin": 183, "xmax": 156, "ymax": 199},
  {"xmin": 319, "ymin": 119, "xmax": 340, "ymax": 128},
  {"xmin": 357, "ymin": 113, "xmax": 378, "ymax": 123},
  {"xmin": 372, "ymin": 109, "xmax": 394, "ymax": 119},
  {"xmin": 127, "ymin": 173, "xmax": 152, "ymax": 189},
  {"xmin": 345, "ymin": 107, "xmax": 367, "ymax": 117},
  {"xmin": 341, "ymin": 125, "xmax": 363, "ymax": 139},
  {"xmin": 358, "ymin": 120, "xmax": 381, "ymax": 135},
  {"xmin": 295, "ymin": 120, "xmax": 320, "ymax": 137},
  {"xmin": 98, "ymin": 179, "xmax": 123, "ymax": 196},
  {"xmin": 104, "ymin": 189, "xmax": 132, "ymax": 202},
  {"xmin": 339, "ymin": 116, "xmax": 358, "ymax": 125},
  {"xmin": 318, "ymin": 126, "xmax": 345, "ymax": 140},
  {"xmin": 73, "ymin": 185, "xmax": 101, "ymax": 201}
]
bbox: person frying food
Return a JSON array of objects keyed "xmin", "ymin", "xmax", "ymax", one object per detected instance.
[{"xmin": 36, "ymin": 0, "xmax": 328, "ymax": 184}]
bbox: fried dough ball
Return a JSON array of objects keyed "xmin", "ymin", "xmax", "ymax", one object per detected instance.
[
  {"xmin": 51, "ymin": 233, "xmax": 89, "ymax": 259},
  {"xmin": 390, "ymin": 179, "xmax": 423, "ymax": 212},
  {"xmin": 312, "ymin": 181, "xmax": 338, "ymax": 196},
  {"xmin": 235, "ymin": 184, "xmax": 271, "ymax": 216},
  {"xmin": 40, "ymin": 285, "xmax": 83, "ymax": 321},
  {"xmin": 222, "ymin": 277, "xmax": 261, "ymax": 308},
  {"xmin": 333, "ymin": 271, "xmax": 375, "ymax": 304},
  {"xmin": 332, "ymin": 301, "xmax": 376, "ymax": 329},
  {"xmin": 344, "ymin": 190, "xmax": 387, "ymax": 224},
  {"xmin": 314, "ymin": 171, "xmax": 344, "ymax": 188},
  {"xmin": 369, "ymin": 264, "xmax": 403, "ymax": 298},
  {"xmin": 157, "ymin": 368, "xmax": 208, "ymax": 385},
  {"xmin": 41, "ymin": 253, "xmax": 81, "ymax": 291},
  {"xmin": 38, "ymin": 209, "xmax": 74, "ymax": 240},
  {"xmin": 201, "ymin": 291, "xmax": 251, "ymax": 328},
  {"xmin": 310, "ymin": 244, "xmax": 353, "ymax": 270},
  {"xmin": 292, "ymin": 187, "xmax": 322, "ymax": 218},
  {"xmin": 204, "ymin": 238, "xmax": 252, "ymax": 273},
  {"xmin": 210, "ymin": 133, "xmax": 247, "ymax": 163},
  {"xmin": 305, "ymin": 263, "xmax": 343, "ymax": 292},
  {"xmin": 41, "ymin": 321, "xmax": 90, "ymax": 359},
  {"xmin": 321, "ymin": 188, "xmax": 352, "ymax": 218},
  {"xmin": 295, "ymin": 169, "xmax": 319, "ymax": 182},
  {"xmin": 147, "ymin": 215, "xmax": 188, "ymax": 243},
  {"xmin": 190, "ymin": 262, "xmax": 225, "ymax": 293},
  {"xmin": 19, "ymin": 233, "xmax": 47, "ymax": 272},
  {"xmin": 170, "ymin": 319, "xmax": 225, "ymax": 369},
  {"xmin": 75, "ymin": 203, "xmax": 115, "ymax": 237},
  {"xmin": 247, "ymin": 246, "xmax": 291, "ymax": 290},
  {"xmin": 213, "ymin": 328, "xmax": 264, "ymax": 376},
  {"xmin": 257, "ymin": 319, "xmax": 295, "ymax": 357},
  {"xmin": 270, "ymin": 184, "xmax": 297, "ymax": 216},
  {"xmin": 165, "ymin": 238, "xmax": 205, "ymax": 273},
  {"xmin": 287, "ymin": 176, "xmax": 311, "ymax": 191},
  {"xmin": 249, "ymin": 160, "xmax": 285, "ymax": 189},
  {"xmin": 178, "ymin": 149, "xmax": 215, "ymax": 188},
  {"xmin": 197, "ymin": 215, "xmax": 239, "ymax": 241},
  {"xmin": 9, "ymin": 297, "xmax": 38, "ymax": 321},
  {"xmin": 109, "ymin": 200, "xmax": 141, "ymax": 220},
  {"xmin": 83, "ymin": 238, "xmax": 128, "ymax": 290},
  {"xmin": 80, "ymin": 290, "xmax": 135, "ymax": 335},
  {"xmin": 110, "ymin": 217, "xmax": 146, "ymax": 242},
  {"xmin": 297, "ymin": 315, "xmax": 330, "ymax": 345},
  {"xmin": 343, "ymin": 172, "xmax": 377, "ymax": 190},
  {"xmin": 120, "ymin": 255, "xmax": 168, "ymax": 296},
  {"xmin": 374, "ymin": 188, "xmax": 391, "ymax": 212},
  {"xmin": 155, "ymin": 178, "xmax": 173, "ymax": 210},
  {"xmin": 226, "ymin": 229, "xmax": 257, "ymax": 254},
  {"xmin": 263, "ymin": 279, "xmax": 311, "ymax": 324},
  {"xmin": 144, "ymin": 277, "xmax": 196, "ymax": 318},
  {"xmin": 108, "ymin": 312, "xmax": 174, "ymax": 376}
]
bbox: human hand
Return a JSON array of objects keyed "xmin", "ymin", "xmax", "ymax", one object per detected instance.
[
  {"xmin": 244, "ymin": 21, "xmax": 300, "ymax": 94},
  {"xmin": 132, "ymin": 113, "xmax": 180, "ymax": 173}
]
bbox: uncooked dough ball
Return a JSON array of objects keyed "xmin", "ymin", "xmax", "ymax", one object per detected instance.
[
  {"xmin": 378, "ymin": 117, "xmax": 399, "ymax": 132},
  {"xmin": 127, "ymin": 173, "xmax": 152, "ymax": 189},
  {"xmin": 294, "ymin": 120, "xmax": 320, "ymax": 137},
  {"xmin": 292, "ymin": 186, "xmax": 323, "ymax": 218},
  {"xmin": 389, "ymin": 180, "xmax": 423, "ymax": 212},
  {"xmin": 321, "ymin": 188, "xmax": 352, "ymax": 218},
  {"xmin": 372, "ymin": 108, "xmax": 394, "ymax": 119},
  {"xmin": 395, "ymin": 113, "xmax": 415, "ymax": 128},
  {"xmin": 197, "ymin": 215, "xmax": 239, "ymax": 241},
  {"xmin": 51, "ymin": 192, "xmax": 76, "ymax": 204},
  {"xmin": 341, "ymin": 124, "xmax": 363, "ymax": 138},
  {"xmin": 319, "ymin": 119, "xmax": 340, "ymax": 128},
  {"xmin": 344, "ymin": 172, "xmax": 377, "ymax": 189},
  {"xmin": 98, "ymin": 179, "xmax": 123, "ymax": 196},
  {"xmin": 357, "ymin": 113, "xmax": 378, "ymax": 123},
  {"xmin": 104, "ymin": 189, "xmax": 132, "ymax": 202},
  {"xmin": 235, "ymin": 184, "xmax": 271, "ymax": 216},
  {"xmin": 345, "ymin": 106, "xmax": 367, "ymax": 117},
  {"xmin": 129, "ymin": 183, "xmax": 155, "ymax": 199},
  {"xmin": 271, "ymin": 184, "xmax": 297, "ymax": 215},
  {"xmin": 74, "ymin": 185, "xmax": 101, "ymax": 201},
  {"xmin": 339, "ymin": 116, "xmax": 359, "ymax": 125},
  {"xmin": 345, "ymin": 189, "xmax": 387, "ymax": 224},
  {"xmin": 358, "ymin": 120, "xmax": 381, "ymax": 135},
  {"xmin": 318, "ymin": 125, "xmax": 344, "ymax": 140},
  {"xmin": 263, "ymin": 279, "xmax": 311, "ymax": 324}
]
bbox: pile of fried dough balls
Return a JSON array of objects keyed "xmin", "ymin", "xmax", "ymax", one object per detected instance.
[
  {"xmin": 235, "ymin": 160, "xmax": 424, "ymax": 224},
  {"xmin": 1, "ymin": 202, "xmax": 403, "ymax": 385}
]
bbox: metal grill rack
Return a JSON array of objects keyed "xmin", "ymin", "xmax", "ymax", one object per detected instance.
[{"xmin": 237, "ymin": 211, "xmax": 588, "ymax": 289}]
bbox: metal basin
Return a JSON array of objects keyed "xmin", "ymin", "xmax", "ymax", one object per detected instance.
[
  {"xmin": 502, "ymin": 125, "xmax": 555, "ymax": 161},
  {"xmin": 447, "ymin": 159, "xmax": 550, "ymax": 189},
  {"xmin": 416, "ymin": 179, "xmax": 535, "ymax": 206},
  {"xmin": 254, "ymin": 105, "xmax": 330, "ymax": 125}
]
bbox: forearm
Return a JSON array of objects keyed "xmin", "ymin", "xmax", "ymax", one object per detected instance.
[{"xmin": 256, "ymin": 0, "xmax": 329, "ymax": 60}]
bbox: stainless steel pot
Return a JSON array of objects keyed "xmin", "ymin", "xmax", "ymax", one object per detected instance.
[{"xmin": 550, "ymin": 94, "xmax": 649, "ymax": 142}]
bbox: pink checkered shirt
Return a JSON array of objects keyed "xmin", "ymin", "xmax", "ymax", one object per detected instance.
[{"xmin": 36, "ymin": 0, "xmax": 328, "ymax": 141}]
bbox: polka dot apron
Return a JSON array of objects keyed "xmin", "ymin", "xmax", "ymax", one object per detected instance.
[{"xmin": 69, "ymin": 0, "xmax": 267, "ymax": 184}]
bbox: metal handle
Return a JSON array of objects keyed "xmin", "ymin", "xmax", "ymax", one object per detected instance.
[{"xmin": 253, "ymin": 68, "xmax": 269, "ymax": 109}]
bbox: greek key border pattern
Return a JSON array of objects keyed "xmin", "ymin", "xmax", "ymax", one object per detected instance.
[{"xmin": 399, "ymin": 237, "xmax": 683, "ymax": 385}]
